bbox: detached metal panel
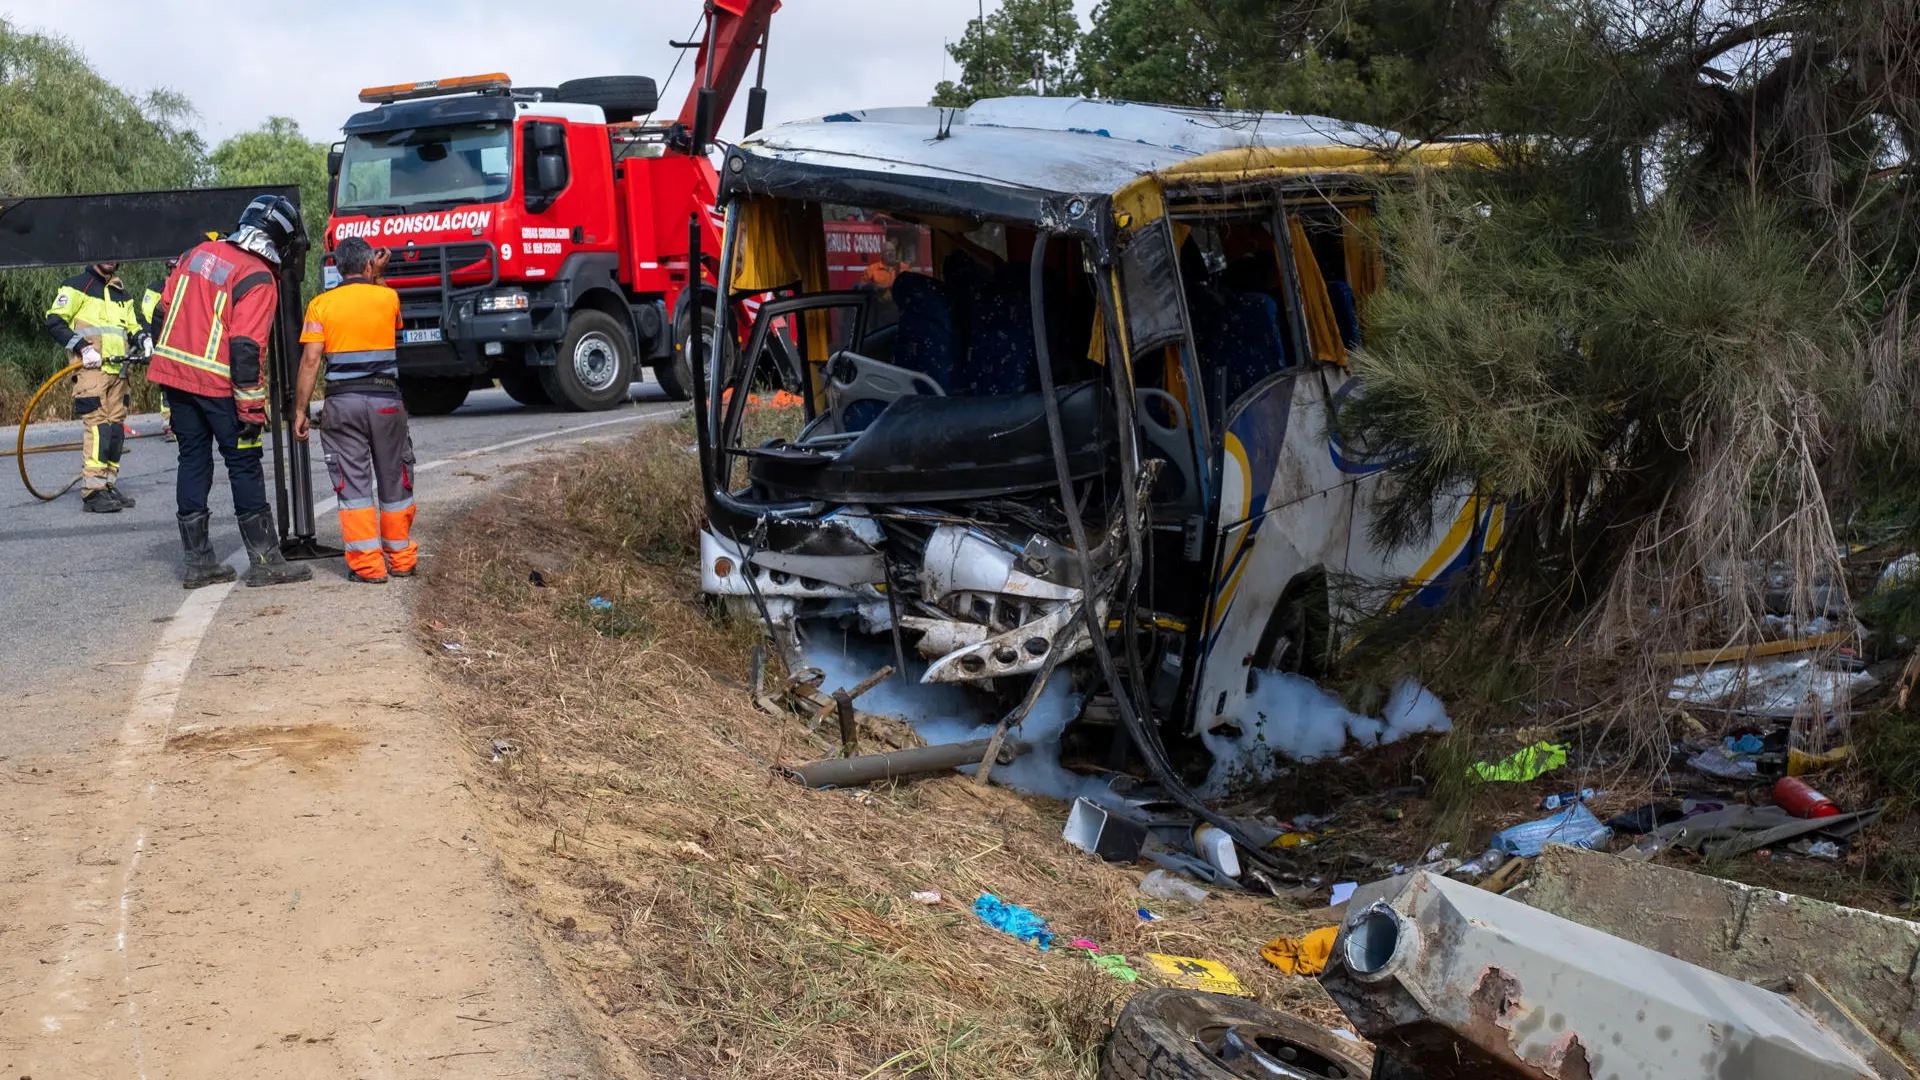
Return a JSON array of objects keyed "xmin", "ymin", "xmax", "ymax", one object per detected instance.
[{"xmin": 0, "ymin": 186, "xmax": 298, "ymax": 271}]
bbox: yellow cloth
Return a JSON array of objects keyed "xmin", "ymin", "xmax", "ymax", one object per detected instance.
[
  {"xmin": 1287, "ymin": 218, "xmax": 1347, "ymax": 366},
  {"xmin": 728, "ymin": 198, "xmax": 831, "ymax": 396},
  {"xmin": 1340, "ymin": 205, "xmax": 1385, "ymax": 319},
  {"xmin": 1261, "ymin": 925, "xmax": 1339, "ymax": 976}
]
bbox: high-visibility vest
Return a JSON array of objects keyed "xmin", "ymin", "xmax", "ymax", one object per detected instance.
[
  {"xmin": 46, "ymin": 270, "xmax": 139, "ymax": 375},
  {"xmin": 148, "ymin": 240, "xmax": 278, "ymax": 408}
]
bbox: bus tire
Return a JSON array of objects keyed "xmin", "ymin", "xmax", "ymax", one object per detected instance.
[
  {"xmin": 398, "ymin": 376, "xmax": 471, "ymax": 416},
  {"xmin": 540, "ymin": 309, "xmax": 633, "ymax": 412}
]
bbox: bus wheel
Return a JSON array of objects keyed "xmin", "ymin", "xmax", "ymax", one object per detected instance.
[
  {"xmin": 398, "ymin": 376, "xmax": 471, "ymax": 416},
  {"xmin": 540, "ymin": 309, "xmax": 633, "ymax": 411}
]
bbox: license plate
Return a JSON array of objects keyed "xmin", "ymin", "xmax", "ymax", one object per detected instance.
[{"xmin": 402, "ymin": 328, "xmax": 442, "ymax": 344}]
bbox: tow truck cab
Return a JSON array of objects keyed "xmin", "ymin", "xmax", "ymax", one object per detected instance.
[{"xmin": 326, "ymin": 74, "xmax": 696, "ymax": 415}]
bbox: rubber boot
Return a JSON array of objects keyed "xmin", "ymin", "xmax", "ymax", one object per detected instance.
[
  {"xmin": 177, "ymin": 510, "xmax": 237, "ymax": 590},
  {"xmin": 236, "ymin": 508, "xmax": 312, "ymax": 587},
  {"xmin": 83, "ymin": 489, "xmax": 120, "ymax": 514},
  {"xmin": 108, "ymin": 485, "xmax": 135, "ymax": 508}
]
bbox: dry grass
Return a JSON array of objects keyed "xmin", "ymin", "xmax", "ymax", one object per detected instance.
[{"xmin": 417, "ymin": 411, "xmax": 1340, "ymax": 1080}]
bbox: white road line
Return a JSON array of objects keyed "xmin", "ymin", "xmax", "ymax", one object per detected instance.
[{"xmin": 89, "ymin": 405, "xmax": 673, "ymax": 1069}]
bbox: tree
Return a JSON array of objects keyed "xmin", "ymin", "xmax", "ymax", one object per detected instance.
[
  {"xmin": 930, "ymin": 0, "xmax": 1084, "ymax": 108},
  {"xmin": 210, "ymin": 117, "xmax": 330, "ymax": 296},
  {"xmin": 1075, "ymin": 0, "xmax": 1227, "ymax": 107},
  {"xmin": 0, "ymin": 17, "xmax": 207, "ymax": 401}
]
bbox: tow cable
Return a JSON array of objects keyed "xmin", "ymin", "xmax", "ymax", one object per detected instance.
[{"xmin": 9, "ymin": 361, "xmax": 165, "ymax": 501}]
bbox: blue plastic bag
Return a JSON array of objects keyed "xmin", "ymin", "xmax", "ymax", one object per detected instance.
[
  {"xmin": 1490, "ymin": 804, "xmax": 1612, "ymax": 858},
  {"xmin": 974, "ymin": 893, "xmax": 1054, "ymax": 950}
]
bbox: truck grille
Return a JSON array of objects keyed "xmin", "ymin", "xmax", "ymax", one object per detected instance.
[{"xmin": 382, "ymin": 241, "xmax": 494, "ymax": 288}]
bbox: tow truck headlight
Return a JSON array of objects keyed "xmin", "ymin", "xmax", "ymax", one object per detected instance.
[{"xmin": 478, "ymin": 290, "xmax": 530, "ymax": 313}]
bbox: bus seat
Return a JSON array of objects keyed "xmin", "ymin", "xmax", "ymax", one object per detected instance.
[
  {"xmin": 957, "ymin": 263, "xmax": 1037, "ymax": 397},
  {"xmin": 1328, "ymin": 280, "xmax": 1362, "ymax": 350},
  {"xmin": 890, "ymin": 272, "xmax": 955, "ymax": 391},
  {"xmin": 1206, "ymin": 291, "xmax": 1288, "ymax": 403}
]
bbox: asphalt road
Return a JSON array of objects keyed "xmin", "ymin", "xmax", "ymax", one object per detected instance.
[{"xmin": 3, "ymin": 380, "xmax": 683, "ymax": 758}]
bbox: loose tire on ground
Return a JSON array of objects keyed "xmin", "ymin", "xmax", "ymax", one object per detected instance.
[
  {"xmin": 539, "ymin": 309, "xmax": 633, "ymax": 412},
  {"xmin": 497, "ymin": 367, "xmax": 552, "ymax": 407},
  {"xmin": 555, "ymin": 76, "xmax": 659, "ymax": 123},
  {"xmin": 1101, "ymin": 989, "xmax": 1370, "ymax": 1080},
  {"xmin": 398, "ymin": 375, "xmax": 471, "ymax": 416}
]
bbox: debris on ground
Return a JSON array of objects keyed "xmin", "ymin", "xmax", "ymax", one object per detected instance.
[
  {"xmin": 1143, "ymin": 953, "xmax": 1252, "ymax": 997},
  {"xmin": 1261, "ymin": 925, "xmax": 1339, "ymax": 976},
  {"xmin": 972, "ymin": 893, "xmax": 1055, "ymax": 950},
  {"xmin": 1137, "ymin": 868, "xmax": 1209, "ymax": 904},
  {"xmin": 1489, "ymin": 802, "xmax": 1613, "ymax": 857},
  {"xmin": 1469, "ymin": 740, "xmax": 1568, "ymax": 782}
]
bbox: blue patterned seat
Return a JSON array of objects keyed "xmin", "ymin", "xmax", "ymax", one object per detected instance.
[
  {"xmin": 1328, "ymin": 280, "xmax": 1362, "ymax": 350},
  {"xmin": 955, "ymin": 262, "xmax": 1038, "ymax": 397},
  {"xmin": 1200, "ymin": 291, "xmax": 1289, "ymax": 404},
  {"xmin": 889, "ymin": 271, "xmax": 955, "ymax": 392}
]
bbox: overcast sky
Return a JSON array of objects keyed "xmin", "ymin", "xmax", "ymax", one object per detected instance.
[{"xmin": 3, "ymin": 0, "xmax": 1095, "ymax": 146}]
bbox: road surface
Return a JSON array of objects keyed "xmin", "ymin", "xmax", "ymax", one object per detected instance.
[{"xmin": 4, "ymin": 383, "xmax": 682, "ymax": 759}]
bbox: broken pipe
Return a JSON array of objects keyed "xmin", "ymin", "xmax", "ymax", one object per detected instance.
[{"xmin": 789, "ymin": 738, "xmax": 1033, "ymax": 789}]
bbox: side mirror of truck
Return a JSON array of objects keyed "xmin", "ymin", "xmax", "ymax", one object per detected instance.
[
  {"xmin": 524, "ymin": 122, "xmax": 570, "ymax": 213},
  {"xmin": 327, "ymin": 143, "xmax": 344, "ymax": 212}
]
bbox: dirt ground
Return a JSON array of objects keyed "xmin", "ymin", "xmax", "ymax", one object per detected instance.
[
  {"xmin": 0, "ymin": 472, "xmax": 617, "ymax": 1077},
  {"xmin": 414, "ymin": 413, "xmax": 1349, "ymax": 1080}
]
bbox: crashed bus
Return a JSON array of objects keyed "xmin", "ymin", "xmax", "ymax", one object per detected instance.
[{"xmin": 693, "ymin": 97, "xmax": 1497, "ymax": 778}]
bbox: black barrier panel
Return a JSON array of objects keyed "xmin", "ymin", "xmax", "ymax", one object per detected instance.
[{"xmin": 0, "ymin": 185, "xmax": 299, "ymax": 271}]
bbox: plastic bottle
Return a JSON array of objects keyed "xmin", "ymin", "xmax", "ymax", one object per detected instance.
[
  {"xmin": 1541, "ymin": 788, "xmax": 1601, "ymax": 811},
  {"xmin": 1772, "ymin": 776, "xmax": 1841, "ymax": 818},
  {"xmin": 1193, "ymin": 824, "xmax": 1242, "ymax": 879},
  {"xmin": 1138, "ymin": 869, "xmax": 1209, "ymax": 904}
]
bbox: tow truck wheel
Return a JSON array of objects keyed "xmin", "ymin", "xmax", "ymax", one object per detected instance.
[
  {"xmin": 398, "ymin": 376, "xmax": 472, "ymax": 416},
  {"xmin": 498, "ymin": 368, "xmax": 552, "ymax": 408},
  {"xmin": 662, "ymin": 301, "xmax": 738, "ymax": 403},
  {"xmin": 540, "ymin": 309, "xmax": 634, "ymax": 411}
]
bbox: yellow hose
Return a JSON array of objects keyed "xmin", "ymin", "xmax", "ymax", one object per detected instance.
[{"xmin": 16, "ymin": 362, "xmax": 82, "ymax": 500}]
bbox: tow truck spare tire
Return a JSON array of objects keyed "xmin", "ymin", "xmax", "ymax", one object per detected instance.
[
  {"xmin": 540, "ymin": 309, "xmax": 634, "ymax": 411},
  {"xmin": 556, "ymin": 76, "xmax": 660, "ymax": 123},
  {"xmin": 662, "ymin": 299, "xmax": 741, "ymax": 403},
  {"xmin": 398, "ymin": 375, "xmax": 471, "ymax": 417},
  {"xmin": 1101, "ymin": 990, "xmax": 1370, "ymax": 1080}
]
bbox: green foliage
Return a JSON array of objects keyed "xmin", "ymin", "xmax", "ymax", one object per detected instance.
[
  {"xmin": 930, "ymin": 0, "xmax": 1084, "ymax": 107},
  {"xmin": 210, "ymin": 116, "xmax": 331, "ymax": 296},
  {"xmin": 0, "ymin": 17, "xmax": 207, "ymax": 400},
  {"xmin": 1074, "ymin": 0, "xmax": 1226, "ymax": 107}
]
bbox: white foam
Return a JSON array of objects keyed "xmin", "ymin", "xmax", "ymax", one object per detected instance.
[{"xmin": 1199, "ymin": 671, "xmax": 1451, "ymax": 795}]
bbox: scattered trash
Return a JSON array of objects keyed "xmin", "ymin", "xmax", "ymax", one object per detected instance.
[
  {"xmin": 1879, "ymin": 552, "xmax": 1920, "ymax": 590},
  {"xmin": 1087, "ymin": 952, "xmax": 1140, "ymax": 981},
  {"xmin": 1144, "ymin": 953, "xmax": 1252, "ymax": 997},
  {"xmin": 1062, "ymin": 797, "xmax": 1148, "ymax": 863},
  {"xmin": 1070, "ymin": 938, "xmax": 1100, "ymax": 950},
  {"xmin": 1261, "ymin": 925, "xmax": 1339, "ymax": 976},
  {"xmin": 1490, "ymin": 803, "xmax": 1612, "ymax": 857},
  {"xmin": 1470, "ymin": 741, "xmax": 1568, "ymax": 782},
  {"xmin": 1477, "ymin": 854, "xmax": 1534, "ymax": 894},
  {"xmin": 1382, "ymin": 806, "xmax": 1405, "ymax": 821},
  {"xmin": 1290, "ymin": 813, "xmax": 1331, "ymax": 830},
  {"xmin": 1772, "ymin": 775, "xmax": 1841, "ymax": 818},
  {"xmin": 1688, "ymin": 745, "xmax": 1758, "ymax": 780},
  {"xmin": 1541, "ymin": 787, "xmax": 1602, "ymax": 810},
  {"xmin": 1422, "ymin": 842, "xmax": 1450, "ymax": 863},
  {"xmin": 1331, "ymin": 1029, "xmax": 1360, "ymax": 1043},
  {"xmin": 587, "ymin": 596, "xmax": 613, "ymax": 610},
  {"xmin": 488, "ymin": 738, "xmax": 519, "ymax": 763},
  {"xmin": 1274, "ymin": 831, "xmax": 1317, "ymax": 848},
  {"xmin": 1136, "ymin": 908, "xmax": 1161, "ymax": 921},
  {"xmin": 1725, "ymin": 733, "xmax": 1766, "ymax": 754},
  {"xmin": 1329, "ymin": 881, "xmax": 1358, "ymax": 906},
  {"xmin": 973, "ymin": 894, "xmax": 1053, "ymax": 950},
  {"xmin": 528, "ymin": 570, "xmax": 547, "ymax": 587},
  {"xmin": 1193, "ymin": 823, "xmax": 1241, "ymax": 879},
  {"xmin": 1788, "ymin": 744, "xmax": 1851, "ymax": 775},
  {"xmin": 1138, "ymin": 869, "xmax": 1209, "ymax": 904},
  {"xmin": 1146, "ymin": 851, "xmax": 1241, "ymax": 889},
  {"xmin": 1803, "ymin": 839, "xmax": 1842, "ymax": 860},
  {"xmin": 440, "ymin": 642, "xmax": 463, "ymax": 651},
  {"xmin": 1668, "ymin": 658, "xmax": 1876, "ymax": 719},
  {"xmin": 1453, "ymin": 849, "xmax": 1507, "ymax": 878},
  {"xmin": 909, "ymin": 890, "xmax": 943, "ymax": 905},
  {"xmin": 673, "ymin": 841, "xmax": 715, "ymax": 861},
  {"xmin": 1606, "ymin": 802, "xmax": 1684, "ymax": 834}
]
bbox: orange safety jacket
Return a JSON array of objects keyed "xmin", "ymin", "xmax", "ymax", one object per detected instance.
[{"xmin": 146, "ymin": 240, "xmax": 280, "ymax": 424}]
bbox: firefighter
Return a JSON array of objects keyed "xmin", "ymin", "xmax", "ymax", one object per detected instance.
[
  {"xmin": 138, "ymin": 256, "xmax": 183, "ymax": 442},
  {"xmin": 147, "ymin": 194, "xmax": 312, "ymax": 589},
  {"xmin": 46, "ymin": 261, "xmax": 147, "ymax": 512},
  {"xmin": 291, "ymin": 237, "xmax": 414, "ymax": 584}
]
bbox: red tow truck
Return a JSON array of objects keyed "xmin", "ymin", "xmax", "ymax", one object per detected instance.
[{"xmin": 322, "ymin": 0, "xmax": 779, "ymax": 414}]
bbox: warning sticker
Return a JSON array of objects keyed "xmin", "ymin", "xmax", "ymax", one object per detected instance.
[{"xmin": 1144, "ymin": 953, "xmax": 1253, "ymax": 997}]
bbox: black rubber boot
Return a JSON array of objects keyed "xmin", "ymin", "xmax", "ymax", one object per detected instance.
[
  {"xmin": 236, "ymin": 508, "xmax": 312, "ymax": 587},
  {"xmin": 83, "ymin": 489, "xmax": 120, "ymax": 514},
  {"xmin": 177, "ymin": 510, "xmax": 237, "ymax": 590}
]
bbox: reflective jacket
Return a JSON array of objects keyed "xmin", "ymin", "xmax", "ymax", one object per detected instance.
[
  {"xmin": 147, "ymin": 241, "xmax": 279, "ymax": 423},
  {"xmin": 45, "ymin": 269, "xmax": 140, "ymax": 375},
  {"xmin": 139, "ymin": 282, "xmax": 163, "ymax": 336}
]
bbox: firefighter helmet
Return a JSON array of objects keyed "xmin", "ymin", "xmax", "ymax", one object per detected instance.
[{"xmin": 232, "ymin": 194, "xmax": 303, "ymax": 264}]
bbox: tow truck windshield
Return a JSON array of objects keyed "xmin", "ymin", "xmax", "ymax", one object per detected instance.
[{"xmin": 337, "ymin": 122, "xmax": 513, "ymax": 212}]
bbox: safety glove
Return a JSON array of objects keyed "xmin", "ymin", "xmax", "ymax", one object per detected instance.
[{"xmin": 80, "ymin": 345, "xmax": 104, "ymax": 369}]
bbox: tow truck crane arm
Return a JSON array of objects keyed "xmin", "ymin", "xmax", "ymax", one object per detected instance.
[{"xmin": 673, "ymin": 0, "xmax": 781, "ymax": 143}]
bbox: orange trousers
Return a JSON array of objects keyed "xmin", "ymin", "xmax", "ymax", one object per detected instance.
[{"xmin": 319, "ymin": 392, "xmax": 416, "ymax": 580}]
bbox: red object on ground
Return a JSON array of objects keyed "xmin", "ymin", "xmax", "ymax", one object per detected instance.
[{"xmin": 1773, "ymin": 776, "xmax": 1841, "ymax": 818}]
